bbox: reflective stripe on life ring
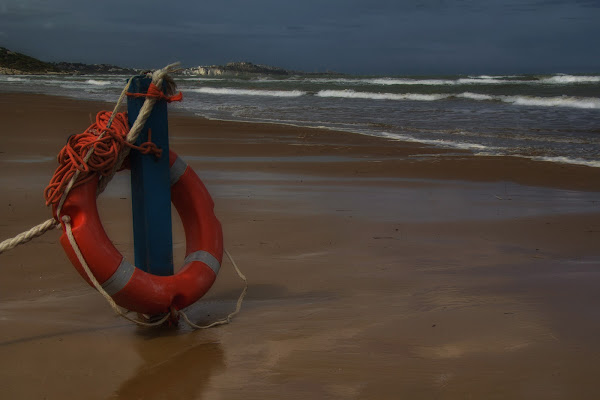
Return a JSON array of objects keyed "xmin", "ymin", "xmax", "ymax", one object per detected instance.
[{"xmin": 55, "ymin": 150, "xmax": 223, "ymax": 315}]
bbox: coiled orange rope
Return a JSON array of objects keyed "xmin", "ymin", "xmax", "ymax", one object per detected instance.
[{"xmin": 44, "ymin": 111, "xmax": 161, "ymax": 206}]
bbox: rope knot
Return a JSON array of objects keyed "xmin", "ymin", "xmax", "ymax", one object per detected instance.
[
  {"xmin": 126, "ymin": 82, "xmax": 183, "ymax": 103},
  {"xmin": 137, "ymin": 129, "xmax": 163, "ymax": 158}
]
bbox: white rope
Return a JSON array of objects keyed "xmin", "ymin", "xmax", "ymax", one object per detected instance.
[
  {"xmin": 97, "ymin": 63, "xmax": 180, "ymax": 196},
  {"xmin": 0, "ymin": 218, "xmax": 59, "ymax": 254},
  {"xmin": 1, "ymin": 62, "xmax": 181, "ymax": 248},
  {"xmin": 0, "ymin": 76, "xmax": 135, "ymax": 255},
  {"xmin": 63, "ymin": 215, "xmax": 170, "ymax": 327},
  {"xmin": 179, "ymin": 249, "xmax": 248, "ymax": 329}
]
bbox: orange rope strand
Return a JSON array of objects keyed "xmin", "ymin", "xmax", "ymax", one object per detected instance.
[{"xmin": 44, "ymin": 111, "xmax": 161, "ymax": 206}]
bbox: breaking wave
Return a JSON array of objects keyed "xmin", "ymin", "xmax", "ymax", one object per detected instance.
[
  {"xmin": 317, "ymin": 89, "xmax": 600, "ymax": 109},
  {"xmin": 84, "ymin": 79, "xmax": 112, "ymax": 86},
  {"xmin": 189, "ymin": 87, "xmax": 306, "ymax": 97},
  {"xmin": 316, "ymin": 90, "xmax": 449, "ymax": 101},
  {"xmin": 530, "ymin": 156, "xmax": 600, "ymax": 168},
  {"xmin": 3, "ymin": 76, "xmax": 27, "ymax": 82},
  {"xmin": 539, "ymin": 75, "xmax": 600, "ymax": 84},
  {"xmin": 380, "ymin": 131, "xmax": 501, "ymax": 152},
  {"xmin": 307, "ymin": 74, "xmax": 600, "ymax": 87},
  {"xmin": 458, "ymin": 92, "xmax": 600, "ymax": 109}
]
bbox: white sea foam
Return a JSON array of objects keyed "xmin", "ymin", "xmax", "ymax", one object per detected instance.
[
  {"xmin": 4, "ymin": 77, "xmax": 28, "ymax": 82},
  {"xmin": 539, "ymin": 75, "xmax": 600, "ymax": 84},
  {"xmin": 457, "ymin": 92, "xmax": 600, "ymax": 109},
  {"xmin": 316, "ymin": 90, "xmax": 449, "ymax": 101},
  {"xmin": 530, "ymin": 156, "xmax": 600, "ymax": 168},
  {"xmin": 189, "ymin": 87, "xmax": 306, "ymax": 97},
  {"xmin": 380, "ymin": 132, "xmax": 600, "ymax": 167},
  {"xmin": 84, "ymin": 79, "xmax": 112, "ymax": 86},
  {"xmin": 500, "ymin": 95, "xmax": 600, "ymax": 109},
  {"xmin": 380, "ymin": 132, "xmax": 496, "ymax": 151},
  {"xmin": 316, "ymin": 89, "xmax": 600, "ymax": 110}
]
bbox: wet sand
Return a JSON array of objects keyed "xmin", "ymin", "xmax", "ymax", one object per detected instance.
[{"xmin": 1, "ymin": 93, "xmax": 600, "ymax": 399}]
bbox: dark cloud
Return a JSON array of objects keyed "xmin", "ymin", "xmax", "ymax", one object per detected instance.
[{"xmin": 0, "ymin": 0, "xmax": 598, "ymax": 74}]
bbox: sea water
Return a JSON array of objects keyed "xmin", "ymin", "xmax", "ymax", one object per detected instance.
[{"xmin": 1, "ymin": 72, "xmax": 599, "ymax": 167}]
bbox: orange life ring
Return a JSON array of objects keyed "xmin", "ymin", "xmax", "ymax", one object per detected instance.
[{"xmin": 54, "ymin": 150, "xmax": 223, "ymax": 315}]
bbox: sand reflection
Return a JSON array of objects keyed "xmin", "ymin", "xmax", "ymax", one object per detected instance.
[{"xmin": 113, "ymin": 330, "xmax": 224, "ymax": 399}]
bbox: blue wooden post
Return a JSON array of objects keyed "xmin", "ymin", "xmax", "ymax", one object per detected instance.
[{"xmin": 127, "ymin": 76, "xmax": 174, "ymax": 276}]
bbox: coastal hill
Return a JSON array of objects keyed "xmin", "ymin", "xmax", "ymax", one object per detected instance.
[
  {"xmin": 181, "ymin": 61, "xmax": 340, "ymax": 77},
  {"xmin": 0, "ymin": 47, "xmax": 60, "ymax": 74},
  {"xmin": 0, "ymin": 47, "xmax": 137, "ymax": 75},
  {"xmin": 0, "ymin": 47, "xmax": 330, "ymax": 77},
  {"xmin": 52, "ymin": 61, "xmax": 137, "ymax": 75}
]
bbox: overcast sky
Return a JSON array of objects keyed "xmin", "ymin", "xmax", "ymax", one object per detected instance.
[{"xmin": 1, "ymin": 0, "xmax": 599, "ymax": 75}]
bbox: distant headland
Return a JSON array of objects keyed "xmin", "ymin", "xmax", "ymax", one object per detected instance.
[
  {"xmin": 0, "ymin": 47, "xmax": 334, "ymax": 76},
  {"xmin": 0, "ymin": 47, "xmax": 137, "ymax": 75},
  {"xmin": 182, "ymin": 61, "xmax": 288, "ymax": 76}
]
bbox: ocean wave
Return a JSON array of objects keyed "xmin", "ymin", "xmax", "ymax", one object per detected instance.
[
  {"xmin": 371, "ymin": 76, "xmax": 598, "ymax": 86},
  {"xmin": 59, "ymin": 84, "xmax": 92, "ymax": 90},
  {"xmin": 457, "ymin": 92, "xmax": 495, "ymax": 101},
  {"xmin": 59, "ymin": 83, "xmax": 114, "ymax": 91},
  {"xmin": 501, "ymin": 95, "xmax": 600, "ymax": 109},
  {"xmin": 316, "ymin": 90, "xmax": 449, "ymax": 101},
  {"xmin": 530, "ymin": 156, "xmax": 600, "ymax": 168},
  {"xmin": 308, "ymin": 76, "xmax": 523, "ymax": 86},
  {"xmin": 368, "ymin": 78, "xmax": 456, "ymax": 85},
  {"xmin": 457, "ymin": 78, "xmax": 516, "ymax": 84},
  {"xmin": 304, "ymin": 74, "xmax": 600, "ymax": 87},
  {"xmin": 179, "ymin": 77, "xmax": 230, "ymax": 82},
  {"xmin": 316, "ymin": 89, "xmax": 600, "ymax": 109},
  {"xmin": 468, "ymin": 94, "xmax": 600, "ymax": 109},
  {"xmin": 457, "ymin": 92, "xmax": 600, "ymax": 109},
  {"xmin": 380, "ymin": 131, "xmax": 500, "ymax": 152},
  {"xmin": 188, "ymin": 87, "xmax": 306, "ymax": 97},
  {"xmin": 305, "ymin": 77, "xmax": 364, "ymax": 84},
  {"xmin": 539, "ymin": 75, "xmax": 600, "ymax": 84},
  {"xmin": 3, "ymin": 77, "xmax": 28, "ymax": 82},
  {"xmin": 38, "ymin": 79, "xmax": 70, "ymax": 85},
  {"xmin": 84, "ymin": 79, "xmax": 112, "ymax": 86},
  {"xmin": 302, "ymin": 77, "xmax": 457, "ymax": 86},
  {"xmin": 380, "ymin": 132, "xmax": 600, "ymax": 167},
  {"xmin": 469, "ymin": 74, "xmax": 520, "ymax": 79}
]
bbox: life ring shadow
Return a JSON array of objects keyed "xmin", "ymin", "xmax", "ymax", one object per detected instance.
[{"xmin": 112, "ymin": 336, "xmax": 224, "ymax": 400}]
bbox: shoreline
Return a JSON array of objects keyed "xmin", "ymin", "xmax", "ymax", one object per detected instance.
[
  {"xmin": 179, "ymin": 113, "xmax": 600, "ymax": 169},
  {"xmin": 3, "ymin": 89, "xmax": 600, "ymax": 178},
  {"xmin": 1, "ymin": 92, "xmax": 600, "ymax": 399}
]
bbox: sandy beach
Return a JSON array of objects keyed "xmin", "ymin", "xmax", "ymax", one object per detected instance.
[{"xmin": 1, "ymin": 93, "xmax": 600, "ymax": 399}]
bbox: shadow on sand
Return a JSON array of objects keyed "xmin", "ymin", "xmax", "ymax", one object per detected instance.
[{"xmin": 112, "ymin": 327, "xmax": 225, "ymax": 399}]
